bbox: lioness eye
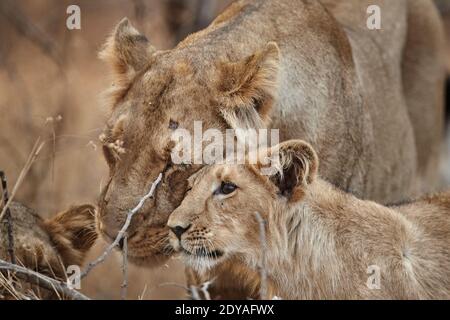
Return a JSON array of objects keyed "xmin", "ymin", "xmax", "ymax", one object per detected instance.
[{"xmin": 214, "ymin": 181, "xmax": 237, "ymax": 195}]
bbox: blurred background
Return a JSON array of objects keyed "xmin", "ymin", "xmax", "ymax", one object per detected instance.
[{"xmin": 0, "ymin": 0, "xmax": 449, "ymax": 299}]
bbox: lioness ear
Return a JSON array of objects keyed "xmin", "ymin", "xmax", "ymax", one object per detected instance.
[
  {"xmin": 268, "ymin": 140, "xmax": 318, "ymax": 198},
  {"xmin": 99, "ymin": 18, "xmax": 155, "ymax": 83},
  {"xmin": 217, "ymin": 42, "xmax": 280, "ymax": 129},
  {"xmin": 43, "ymin": 205, "xmax": 97, "ymax": 266}
]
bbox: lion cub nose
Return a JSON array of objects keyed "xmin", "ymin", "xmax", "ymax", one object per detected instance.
[{"xmin": 170, "ymin": 224, "xmax": 191, "ymax": 240}]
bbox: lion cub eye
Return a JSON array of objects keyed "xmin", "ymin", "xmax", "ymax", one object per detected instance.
[
  {"xmin": 169, "ymin": 119, "xmax": 179, "ymax": 130},
  {"xmin": 214, "ymin": 181, "xmax": 238, "ymax": 195}
]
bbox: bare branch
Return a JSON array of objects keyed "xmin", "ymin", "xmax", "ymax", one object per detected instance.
[
  {"xmin": 0, "ymin": 138, "xmax": 45, "ymax": 221},
  {"xmin": 199, "ymin": 278, "xmax": 215, "ymax": 300},
  {"xmin": 81, "ymin": 173, "xmax": 163, "ymax": 279},
  {"xmin": 0, "ymin": 259, "xmax": 90, "ymax": 300},
  {"xmin": 190, "ymin": 285, "xmax": 202, "ymax": 300},
  {"xmin": 159, "ymin": 281, "xmax": 190, "ymax": 292},
  {"xmin": 254, "ymin": 211, "xmax": 268, "ymax": 300},
  {"xmin": 120, "ymin": 234, "xmax": 128, "ymax": 300},
  {"xmin": 160, "ymin": 278, "xmax": 215, "ymax": 300}
]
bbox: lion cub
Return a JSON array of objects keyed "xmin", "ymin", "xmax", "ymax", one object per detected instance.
[
  {"xmin": 168, "ymin": 140, "xmax": 450, "ymax": 299},
  {"xmin": 1, "ymin": 202, "xmax": 97, "ymax": 299}
]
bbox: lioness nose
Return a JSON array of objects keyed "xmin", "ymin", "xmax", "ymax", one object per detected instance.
[{"xmin": 170, "ymin": 224, "xmax": 191, "ymax": 240}]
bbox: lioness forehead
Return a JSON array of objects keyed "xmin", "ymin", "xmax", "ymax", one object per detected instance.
[{"xmin": 102, "ymin": 64, "xmax": 218, "ymax": 137}]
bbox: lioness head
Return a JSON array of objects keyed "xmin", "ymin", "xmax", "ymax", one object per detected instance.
[
  {"xmin": 167, "ymin": 140, "xmax": 318, "ymax": 271},
  {"xmin": 0, "ymin": 203, "xmax": 97, "ymax": 299},
  {"xmin": 97, "ymin": 18, "xmax": 280, "ymax": 266}
]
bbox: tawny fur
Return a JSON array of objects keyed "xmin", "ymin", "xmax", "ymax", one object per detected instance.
[
  {"xmin": 96, "ymin": 0, "xmax": 446, "ymax": 298},
  {"xmin": 168, "ymin": 140, "xmax": 450, "ymax": 300},
  {"xmin": 0, "ymin": 202, "xmax": 97, "ymax": 299}
]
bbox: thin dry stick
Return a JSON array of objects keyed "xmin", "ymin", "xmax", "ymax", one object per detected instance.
[
  {"xmin": 138, "ymin": 283, "xmax": 148, "ymax": 300},
  {"xmin": 199, "ymin": 278, "xmax": 215, "ymax": 300},
  {"xmin": 0, "ymin": 259, "xmax": 90, "ymax": 300},
  {"xmin": 80, "ymin": 173, "xmax": 163, "ymax": 279},
  {"xmin": 190, "ymin": 285, "xmax": 202, "ymax": 300},
  {"xmin": 160, "ymin": 278, "xmax": 215, "ymax": 300},
  {"xmin": 254, "ymin": 211, "xmax": 268, "ymax": 300},
  {"xmin": 0, "ymin": 171, "xmax": 15, "ymax": 264},
  {"xmin": 159, "ymin": 281, "xmax": 190, "ymax": 292},
  {"xmin": 0, "ymin": 138, "xmax": 45, "ymax": 221},
  {"xmin": 49, "ymin": 120, "xmax": 56, "ymax": 183},
  {"xmin": 120, "ymin": 234, "xmax": 128, "ymax": 300}
]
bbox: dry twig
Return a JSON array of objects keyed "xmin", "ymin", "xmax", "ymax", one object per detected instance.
[
  {"xmin": 198, "ymin": 278, "xmax": 214, "ymax": 300},
  {"xmin": 254, "ymin": 212, "xmax": 268, "ymax": 300},
  {"xmin": 121, "ymin": 234, "xmax": 128, "ymax": 300},
  {"xmin": 0, "ymin": 259, "xmax": 90, "ymax": 300},
  {"xmin": 190, "ymin": 285, "xmax": 202, "ymax": 300},
  {"xmin": 159, "ymin": 278, "xmax": 214, "ymax": 300},
  {"xmin": 80, "ymin": 173, "xmax": 163, "ymax": 279},
  {"xmin": 0, "ymin": 138, "xmax": 45, "ymax": 221}
]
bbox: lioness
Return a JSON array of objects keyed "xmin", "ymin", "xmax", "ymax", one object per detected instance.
[
  {"xmin": 0, "ymin": 202, "xmax": 97, "ymax": 299},
  {"xmin": 97, "ymin": 0, "xmax": 446, "ymax": 298},
  {"xmin": 168, "ymin": 140, "xmax": 450, "ymax": 299}
]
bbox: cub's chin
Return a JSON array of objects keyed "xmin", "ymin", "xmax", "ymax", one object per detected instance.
[{"xmin": 181, "ymin": 248, "xmax": 226, "ymax": 272}]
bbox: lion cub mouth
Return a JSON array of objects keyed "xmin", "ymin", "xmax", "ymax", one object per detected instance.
[{"xmin": 182, "ymin": 247, "xmax": 224, "ymax": 260}]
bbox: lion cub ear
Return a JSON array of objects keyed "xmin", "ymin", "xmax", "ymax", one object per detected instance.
[
  {"xmin": 268, "ymin": 140, "xmax": 319, "ymax": 199},
  {"xmin": 99, "ymin": 18, "xmax": 155, "ymax": 83},
  {"xmin": 43, "ymin": 205, "xmax": 98, "ymax": 267},
  {"xmin": 217, "ymin": 42, "xmax": 280, "ymax": 129}
]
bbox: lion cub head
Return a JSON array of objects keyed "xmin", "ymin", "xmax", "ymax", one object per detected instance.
[
  {"xmin": 167, "ymin": 140, "xmax": 318, "ymax": 272},
  {"xmin": 0, "ymin": 203, "xmax": 97, "ymax": 299}
]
